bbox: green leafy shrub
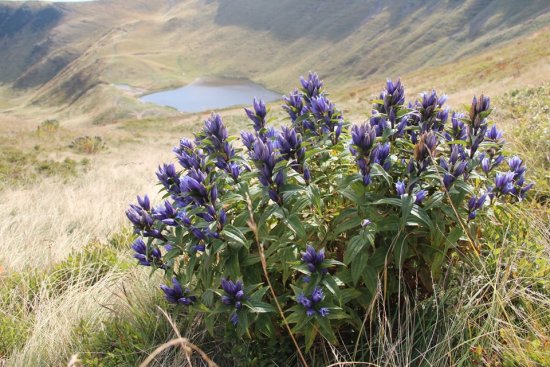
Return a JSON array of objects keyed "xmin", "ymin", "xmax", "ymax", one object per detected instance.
[
  {"xmin": 36, "ymin": 119, "xmax": 60, "ymax": 134},
  {"xmin": 69, "ymin": 136, "xmax": 106, "ymax": 154},
  {"xmin": 126, "ymin": 73, "xmax": 534, "ymax": 358}
]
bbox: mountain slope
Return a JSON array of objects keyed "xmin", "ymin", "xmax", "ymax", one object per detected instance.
[{"xmin": 0, "ymin": 0, "xmax": 549, "ymax": 108}]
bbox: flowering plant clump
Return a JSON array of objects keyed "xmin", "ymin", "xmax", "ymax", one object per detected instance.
[{"xmin": 126, "ymin": 73, "xmax": 533, "ymax": 351}]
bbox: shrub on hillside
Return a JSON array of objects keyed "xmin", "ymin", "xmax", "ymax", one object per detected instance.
[
  {"xmin": 69, "ymin": 136, "xmax": 106, "ymax": 154},
  {"xmin": 126, "ymin": 73, "xmax": 534, "ymax": 354},
  {"xmin": 36, "ymin": 119, "xmax": 60, "ymax": 134}
]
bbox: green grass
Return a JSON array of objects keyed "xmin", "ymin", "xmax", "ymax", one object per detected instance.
[
  {"xmin": 0, "ymin": 235, "xmax": 132, "ymax": 359},
  {"xmin": 0, "ymin": 146, "xmax": 85, "ymax": 189},
  {"xmin": 496, "ymin": 83, "xmax": 550, "ymax": 203}
]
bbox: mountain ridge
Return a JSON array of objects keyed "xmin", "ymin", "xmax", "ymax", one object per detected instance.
[{"xmin": 0, "ymin": 0, "xmax": 549, "ymax": 110}]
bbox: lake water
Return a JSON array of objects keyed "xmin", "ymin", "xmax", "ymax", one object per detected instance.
[{"xmin": 139, "ymin": 78, "xmax": 281, "ymax": 113}]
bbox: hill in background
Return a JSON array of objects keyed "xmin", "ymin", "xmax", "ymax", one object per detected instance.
[{"xmin": 0, "ymin": 0, "xmax": 549, "ymax": 113}]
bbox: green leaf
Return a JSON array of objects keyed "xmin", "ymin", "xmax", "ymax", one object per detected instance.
[
  {"xmin": 393, "ymin": 234, "xmax": 409, "ymax": 268},
  {"xmin": 244, "ymin": 301, "xmax": 276, "ymax": 313},
  {"xmin": 285, "ymin": 311, "xmax": 304, "ymax": 325},
  {"xmin": 285, "ymin": 214, "xmax": 306, "ymax": 239},
  {"xmin": 222, "ymin": 225, "xmax": 250, "ymax": 249},
  {"xmin": 331, "ymin": 213, "xmax": 362, "ymax": 239},
  {"xmin": 362, "ymin": 266, "xmax": 378, "ymax": 294},
  {"xmin": 304, "ymin": 323, "xmax": 318, "ymax": 351},
  {"xmin": 322, "ymin": 276, "xmax": 340, "ymax": 296},
  {"xmin": 371, "ymin": 163, "xmax": 392, "ymax": 186},
  {"xmin": 351, "ymin": 252, "xmax": 368, "ymax": 285},
  {"xmin": 316, "ymin": 316, "xmax": 337, "ymax": 343},
  {"xmin": 400, "ymin": 195, "xmax": 415, "ymax": 228},
  {"xmin": 344, "ymin": 234, "xmax": 367, "ymax": 265}
]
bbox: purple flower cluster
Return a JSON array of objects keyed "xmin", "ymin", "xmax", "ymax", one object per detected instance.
[
  {"xmin": 282, "ymin": 72, "xmax": 343, "ymax": 144},
  {"xmin": 401, "ymin": 90, "xmax": 448, "ymax": 144},
  {"xmin": 161, "ymin": 277, "xmax": 196, "ymax": 305},
  {"xmin": 221, "ymin": 278, "xmax": 246, "ymax": 325},
  {"xmin": 310, "ymin": 95, "xmax": 343, "ymax": 142},
  {"xmin": 301, "ymin": 245, "xmax": 328, "ymax": 280},
  {"xmin": 131, "ymin": 238, "xmax": 163, "ymax": 267},
  {"xmin": 245, "ymin": 97, "xmax": 268, "ymax": 136},
  {"xmin": 376, "ymin": 79, "xmax": 405, "ymax": 116},
  {"xmin": 395, "ymin": 180, "xmax": 427, "ymax": 204},
  {"xmin": 128, "ymin": 114, "xmax": 237, "ymax": 261},
  {"xmin": 126, "ymin": 195, "xmax": 164, "ymax": 239},
  {"xmin": 492, "ymin": 156, "xmax": 534, "ymax": 199},
  {"xmin": 467, "ymin": 94, "xmax": 491, "ymax": 158},
  {"xmin": 282, "ymin": 89, "xmax": 305, "ymax": 124},
  {"xmin": 371, "ymin": 79, "xmax": 409, "ymax": 137},
  {"xmin": 197, "ymin": 114, "xmax": 240, "ymax": 179},
  {"xmin": 297, "ymin": 287, "xmax": 329, "ymax": 317},
  {"xmin": 125, "ymin": 72, "xmax": 536, "ymax": 339},
  {"xmin": 467, "ymin": 193, "xmax": 487, "ymax": 220},
  {"xmin": 248, "ymin": 137, "xmax": 284, "ymax": 204},
  {"xmin": 445, "ymin": 112, "xmax": 468, "ymax": 142},
  {"xmin": 407, "ymin": 131, "xmax": 439, "ymax": 176},
  {"xmin": 300, "ymin": 71, "xmax": 323, "ymax": 100},
  {"xmin": 350, "ymin": 123, "xmax": 377, "ymax": 185},
  {"xmin": 244, "ymin": 94, "xmax": 314, "ymax": 204},
  {"xmin": 440, "ymin": 146, "xmax": 468, "ymax": 190}
]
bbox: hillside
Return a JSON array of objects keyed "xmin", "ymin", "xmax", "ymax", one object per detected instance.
[{"xmin": 0, "ymin": 0, "xmax": 549, "ymax": 112}]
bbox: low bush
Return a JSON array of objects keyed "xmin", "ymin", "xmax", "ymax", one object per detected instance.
[
  {"xmin": 126, "ymin": 73, "xmax": 535, "ymax": 362},
  {"xmin": 0, "ymin": 147, "xmax": 81, "ymax": 188},
  {"xmin": 69, "ymin": 136, "xmax": 106, "ymax": 154},
  {"xmin": 36, "ymin": 119, "xmax": 60, "ymax": 134}
]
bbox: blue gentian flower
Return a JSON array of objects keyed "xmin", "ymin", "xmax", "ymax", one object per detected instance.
[
  {"xmin": 152, "ymin": 201, "xmax": 178, "ymax": 226},
  {"xmin": 371, "ymin": 142, "xmax": 391, "ymax": 171},
  {"xmin": 446, "ymin": 112, "xmax": 468, "ymax": 141},
  {"xmin": 131, "ymin": 238, "xmax": 162, "ymax": 267},
  {"xmin": 301, "ymin": 245, "xmax": 327, "ymax": 275},
  {"xmin": 350, "ymin": 123, "xmax": 378, "ymax": 185},
  {"xmin": 221, "ymin": 278, "xmax": 246, "ymax": 326},
  {"xmin": 277, "ymin": 126, "xmax": 305, "ymax": 171},
  {"xmin": 161, "ymin": 277, "xmax": 196, "ymax": 305},
  {"xmin": 396, "ymin": 180, "xmax": 406, "ymax": 197},
  {"xmin": 300, "ymin": 72, "xmax": 323, "ymax": 99},
  {"xmin": 156, "ymin": 163, "xmax": 179, "ymax": 191},
  {"xmin": 174, "ymin": 138, "xmax": 204, "ymax": 170},
  {"xmin": 494, "ymin": 172, "xmax": 515, "ymax": 195},
  {"xmin": 467, "ymin": 193, "xmax": 487, "ymax": 220},
  {"xmin": 361, "ymin": 219, "xmax": 372, "ymax": 227},
  {"xmin": 415, "ymin": 190, "xmax": 427, "ymax": 204},
  {"xmin": 241, "ymin": 131, "xmax": 256, "ymax": 151},
  {"xmin": 296, "ymin": 287, "xmax": 328, "ymax": 317},
  {"xmin": 376, "ymin": 78, "xmax": 405, "ymax": 116},
  {"xmin": 244, "ymin": 97, "xmax": 267, "ymax": 133},
  {"xmin": 283, "ymin": 88, "xmax": 304, "ymax": 122},
  {"xmin": 486, "ymin": 124, "xmax": 503, "ymax": 141}
]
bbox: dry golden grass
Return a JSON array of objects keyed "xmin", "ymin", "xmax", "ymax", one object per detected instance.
[
  {"xmin": 0, "ymin": 118, "xmax": 182, "ymax": 271},
  {"xmin": 7, "ymin": 268, "xmax": 162, "ymax": 366}
]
